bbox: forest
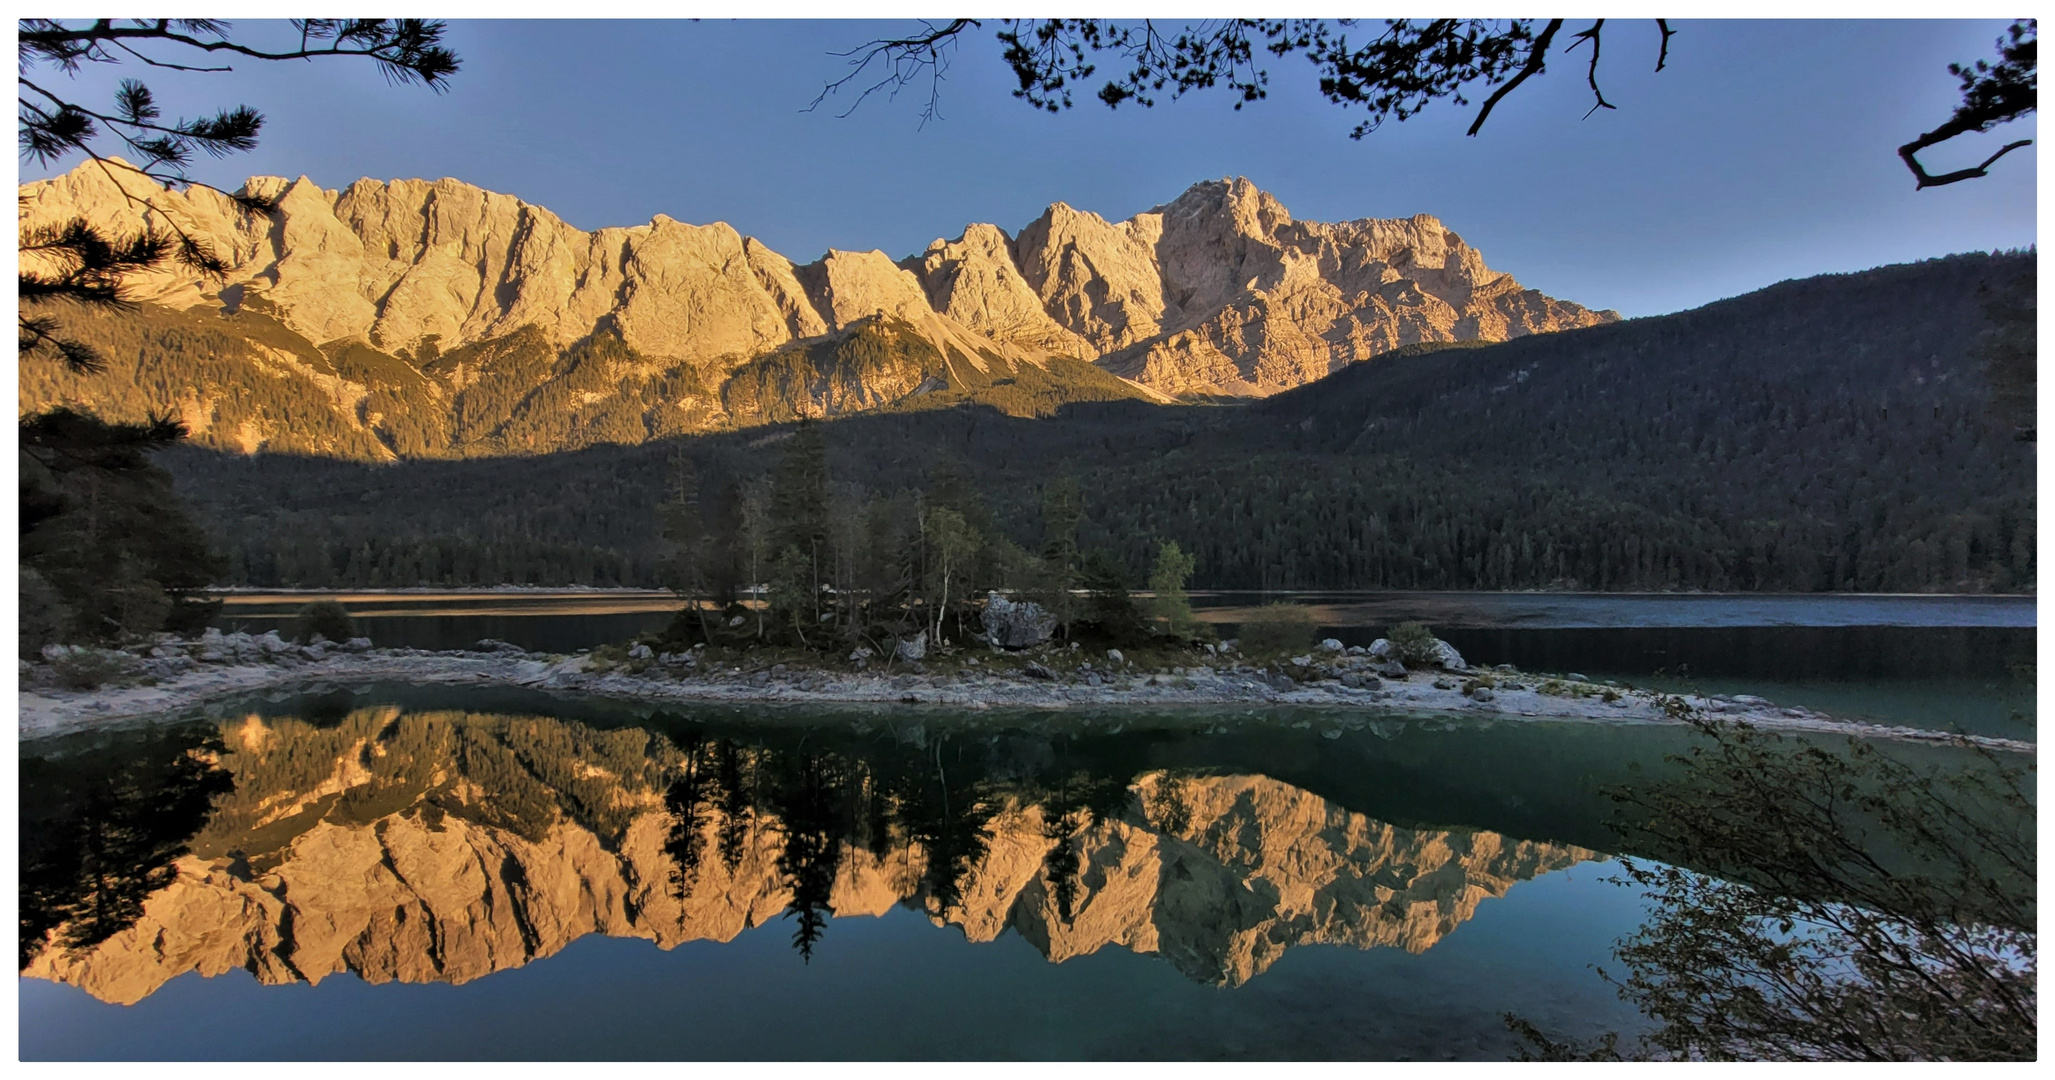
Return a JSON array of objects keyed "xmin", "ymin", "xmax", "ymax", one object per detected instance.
[
  {"xmin": 144, "ymin": 252, "xmax": 2034, "ymax": 596},
  {"xmin": 19, "ymin": 296, "xmax": 1149, "ymax": 461}
]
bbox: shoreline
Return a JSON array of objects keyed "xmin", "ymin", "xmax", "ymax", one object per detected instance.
[{"xmin": 18, "ymin": 638, "xmax": 2037, "ymax": 754}]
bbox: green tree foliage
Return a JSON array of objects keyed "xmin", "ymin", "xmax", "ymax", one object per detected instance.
[
  {"xmin": 1147, "ymin": 540, "xmax": 1197, "ymax": 636},
  {"xmin": 657, "ymin": 451, "xmax": 716, "ymax": 640},
  {"xmin": 767, "ymin": 423, "xmax": 831, "ymax": 636},
  {"xmin": 1036, "ymin": 476, "xmax": 1086, "ymax": 633},
  {"xmin": 1385, "ymin": 621, "xmax": 1441, "ymax": 665},
  {"xmin": 20, "ymin": 408, "xmax": 224, "ymax": 644},
  {"xmin": 920, "ymin": 505, "xmax": 980, "ymax": 643},
  {"xmin": 290, "ymin": 600, "xmax": 355, "ymax": 644},
  {"xmin": 1080, "ymin": 549, "xmax": 1148, "ymax": 644}
]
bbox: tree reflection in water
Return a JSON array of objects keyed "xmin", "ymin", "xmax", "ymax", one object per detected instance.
[
  {"xmin": 1512, "ymin": 711, "xmax": 2036, "ymax": 1061},
  {"xmin": 19, "ymin": 726, "xmax": 234, "ymax": 970},
  {"xmin": 49, "ymin": 698, "xmax": 2024, "ymax": 1025}
]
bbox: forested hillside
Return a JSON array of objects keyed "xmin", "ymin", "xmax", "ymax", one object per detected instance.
[
  {"xmin": 21, "ymin": 302, "xmax": 1150, "ymax": 460},
  {"xmin": 159, "ymin": 253, "xmax": 2035, "ymax": 593}
]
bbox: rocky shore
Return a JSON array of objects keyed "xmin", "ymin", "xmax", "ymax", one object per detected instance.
[{"xmin": 17, "ymin": 628, "xmax": 2036, "ymax": 753}]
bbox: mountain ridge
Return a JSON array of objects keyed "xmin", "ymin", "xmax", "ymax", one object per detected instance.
[{"xmin": 20, "ymin": 162, "xmax": 1613, "ymax": 457}]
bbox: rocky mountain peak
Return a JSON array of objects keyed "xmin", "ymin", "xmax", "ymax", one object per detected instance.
[{"xmin": 20, "ymin": 160, "xmax": 1617, "ymax": 444}]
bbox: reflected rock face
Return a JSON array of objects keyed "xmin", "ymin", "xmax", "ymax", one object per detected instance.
[
  {"xmin": 20, "ymin": 710, "xmax": 1593, "ymax": 1004},
  {"xmin": 997, "ymin": 774, "xmax": 1585, "ymax": 986}
]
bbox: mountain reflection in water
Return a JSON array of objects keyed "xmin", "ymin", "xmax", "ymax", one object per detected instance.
[{"xmin": 21, "ymin": 706, "xmax": 1595, "ymax": 1005}]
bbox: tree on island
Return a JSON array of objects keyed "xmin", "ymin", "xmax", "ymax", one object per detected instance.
[
  {"xmin": 820, "ymin": 18, "xmax": 2034, "ymax": 190},
  {"xmin": 1147, "ymin": 540, "xmax": 1198, "ymax": 637}
]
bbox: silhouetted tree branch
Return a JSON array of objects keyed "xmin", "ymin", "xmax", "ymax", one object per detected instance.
[
  {"xmin": 1899, "ymin": 20, "xmax": 2036, "ymax": 189},
  {"xmin": 822, "ymin": 19, "xmax": 1664, "ymax": 140},
  {"xmin": 17, "ymin": 19, "xmax": 461, "ymax": 373}
]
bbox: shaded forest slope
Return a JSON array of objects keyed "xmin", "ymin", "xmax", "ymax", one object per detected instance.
[{"xmin": 163, "ymin": 253, "xmax": 2034, "ymax": 593}]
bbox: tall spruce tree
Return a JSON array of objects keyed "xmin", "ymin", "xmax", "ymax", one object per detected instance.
[
  {"xmin": 1038, "ymin": 476, "xmax": 1085, "ymax": 635},
  {"xmin": 767, "ymin": 422, "xmax": 831, "ymax": 635}
]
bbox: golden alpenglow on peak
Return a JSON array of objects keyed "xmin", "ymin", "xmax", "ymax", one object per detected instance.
[
  {"xmin": 16, "ymin": 162, "xmax": 1614, "ymax": 459},
  {"xmin": 19, "ymin": 709, "xmax": 1595, "ymax": 1005}
]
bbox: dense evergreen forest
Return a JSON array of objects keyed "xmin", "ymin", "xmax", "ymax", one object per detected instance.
[{"xmin": 156, "ymin": 253, "xmax": 2035, "ymax": 594}]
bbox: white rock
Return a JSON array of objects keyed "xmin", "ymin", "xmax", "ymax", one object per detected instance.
[
  {"xmin": 982, "ymin": 592, "xmax": 1055, "ymax": 649},
  {"xmin": 256, "ymin": 631, "xmax": 290, "ymax": 654},
  {"xmin": 1318, "ymin": 638, "xmax": 1344, "ymax": 653},
  {"xmin": 848, "ymin": 646, "xmax": 873, "ymax": 662},
  {"xmin": 1106, "ymin": 649, "xmax": 1125, "ymax": 666},
  {"xmin": 1431, "ymin": 639, "xmax": 1467, "ymax": 671},
  {"xmin": 628, "ymin": 644, "xmax": 654, "ymax": 660},
  {"xmin": 895, "ymin": 631, "xmax": 928, "ymax": 662},
  {"xmin": 1368, "ymin": 638, "xmax": 1395, "ymax": 658},
  {"xmin": 1291, "ymin": 655, "xmax": 1312, "ymax": 668}
]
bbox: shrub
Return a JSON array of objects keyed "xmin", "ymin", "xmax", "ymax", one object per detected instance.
[
  {"xmin": 50, "ymin": 647, "xmax": 140, "ymax": 690},
  {"xmin": 1386, "ymin": 621, "xmax": 1441, "ymax": 665},
  {"xmin": 1238, "ymin": 603, "xmax": 1317, "ymax": 655},
  {"xmin": 292, "ymin": 600, "xmax": 356, "ymax": 644}
]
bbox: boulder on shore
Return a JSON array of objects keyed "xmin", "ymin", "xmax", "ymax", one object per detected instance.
[
  {"xmin": 895, "ymin": 631, "xmax": 928, "ymax": 662},
  {"xmin": 982, "ymin": 591, "xmax": 1055, "ymax": 649}
]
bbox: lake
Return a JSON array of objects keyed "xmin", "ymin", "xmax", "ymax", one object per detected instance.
[
  {"xmin": 212, "ymin": 591, "xmax": 2038, "ymax": 740},
  {"xmin": 18, "ymin": 682, "xmax": 2034, "ymax": 1060}
]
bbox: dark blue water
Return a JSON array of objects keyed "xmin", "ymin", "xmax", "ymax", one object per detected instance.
[{"xmin": 18, "ymin": 686, "xmax": 2030, "ymax": 1060}]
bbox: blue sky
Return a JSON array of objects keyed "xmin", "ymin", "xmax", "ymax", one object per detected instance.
[{"xmin": 21, "ymin": 19, "xmax": 2037, "ymax": 317}]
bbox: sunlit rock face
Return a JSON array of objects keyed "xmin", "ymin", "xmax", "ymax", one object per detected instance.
[
  {"xmin": 20, "ymin": 163, "xmax": 1612, "ymax": 399},
  {"xmin": 20, "ymin": 710, "xmax": 1594, "ymax": 1004}
]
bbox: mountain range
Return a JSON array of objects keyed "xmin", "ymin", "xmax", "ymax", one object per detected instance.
[
  {"xmin": 158, "ymin": 251, "xmax": 2035, "ymax": 593},
  {"xmin": 22, "ymin": 707, "xmax": 1593, "ymax": 1005},
  {"xmin": 20, "ymin": 161, "xmax": 1613, "ymax": 458}
]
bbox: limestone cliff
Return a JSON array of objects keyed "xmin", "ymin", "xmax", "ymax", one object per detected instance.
[
  {"xmin": 18, "ymin": 162, "xmax": 1612, "ymax": 452},
  {"xmin": 21, "ymin": 709, "xmax": 1594, "ymax": 1004}
]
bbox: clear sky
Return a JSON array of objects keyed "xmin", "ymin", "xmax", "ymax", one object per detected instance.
[{"xmin": 21, "ymin": 18, "xmax": 2037, "ymax": 318}]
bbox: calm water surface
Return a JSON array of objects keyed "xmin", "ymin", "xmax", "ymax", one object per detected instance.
[{"xmin": 18, "ymin": 683, "xmax": 2029, "ymax": 1060}]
